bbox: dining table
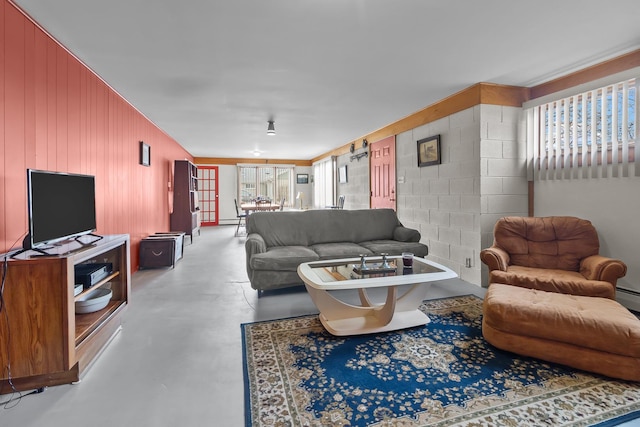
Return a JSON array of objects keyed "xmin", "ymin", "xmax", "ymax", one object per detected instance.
[{"xmin": 240, "ymin": 203, "xmax": 281, "ymax": 213}]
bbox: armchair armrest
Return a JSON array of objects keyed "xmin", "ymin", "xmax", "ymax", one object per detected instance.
[
  {"xmin": 480, "ymin": 246, "xmax": 510, "ymax": 271},
  {"xmin": 393, "ymin": 226, "xmax": 421, "ymax": 242},
  {"xmin": 580, "ymin": 255, "xmax": 627, "ymax": 286}
]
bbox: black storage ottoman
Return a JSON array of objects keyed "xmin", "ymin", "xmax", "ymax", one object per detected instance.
[{"xmin": 139, "ymin": 236, "xmax": 179, "ymax": 269}]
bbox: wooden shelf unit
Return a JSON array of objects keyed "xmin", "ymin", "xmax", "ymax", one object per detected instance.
[
  {"xmin": 0, "ymin": 234, "xmax": 131, "ymax": 393},
  {"xmin": 171, "ymin": 160, "xmax": 200, "ymax": 241}
]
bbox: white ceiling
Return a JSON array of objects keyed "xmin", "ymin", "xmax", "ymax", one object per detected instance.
[{"xmin": 12, "ymin": 0, "xmax": 640, "ymax": 160}]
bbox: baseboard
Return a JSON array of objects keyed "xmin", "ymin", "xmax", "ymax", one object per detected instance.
[{"xmin": 616, "ymin": 287, "xmax": 640, "ymax": 312}]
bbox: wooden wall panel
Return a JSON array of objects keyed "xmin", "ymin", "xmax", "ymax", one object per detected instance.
[
  {"xmin": 55, "ymin": 47, "xmax": 68, "ymax": 173},
  {"xmin": 1, "ymin": 0, "xmax": 193, "ymax": 270},
  {"xmin": 529, "ymin": 49, "xmax": 640, "ymax": 100},
  {"xmin": 4, "ymin": 4, "xmax": 27, "ymax": 248},
  {"xmin": 0, "ymin": 1, "xmax": 5, "ymax": 243},
  {"xmin": 33, "ymin": 29, "xmax": 48, "ymax": 170},
  {"xmin": 310, "ymin": 83, "xmax": 529, "ymax": 163},
  {"xmin": 46, "ymin": 37, "xmax": 57, "ymax": 167},
  {"xmin": 66, "ymin": 57, "xmax": 81, "ymax": 172},
  {"xmin": 23, "ymin": 20, "xmax": 35, "ymax": 170}
]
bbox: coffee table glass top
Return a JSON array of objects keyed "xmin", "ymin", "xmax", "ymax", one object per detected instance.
[{"xmin": 309, "ymin": 257, "xmax": 444, "ymax": 283}]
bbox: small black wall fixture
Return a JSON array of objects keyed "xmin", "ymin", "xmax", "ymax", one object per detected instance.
[
  {"xmin": 350, "ymin": 151, "xmax": 368, "ymax": 162},
  {"xmin": 349, "ymin": 138, "xmax": 369, "ymax": 162}
]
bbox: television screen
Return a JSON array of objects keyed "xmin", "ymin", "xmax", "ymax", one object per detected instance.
[{"xmin": 27, "ymin": 169, "xmax": 97, "ymax": 249}]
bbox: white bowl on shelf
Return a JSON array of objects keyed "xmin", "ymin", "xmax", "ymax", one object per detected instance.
[{"xmin": 75, "ymin": 288, "xmax": 112, "ymax": 314}]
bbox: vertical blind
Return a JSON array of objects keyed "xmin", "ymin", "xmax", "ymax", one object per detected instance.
[
  {"xmin": 313, "ymin": 157, "xmax": 335, "ymax": 208},
  {"xmin": 527, "ymin": 77, "xmax": 639, "ymax": 180}
]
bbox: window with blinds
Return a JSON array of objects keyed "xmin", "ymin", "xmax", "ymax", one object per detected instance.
[
  {"xmin": 527, "ymin": 77, "xmax": 638, "ymax": 180},
  {"xmin": 238, "ymin": 165, "xmax": 294, "ymax": 206}
]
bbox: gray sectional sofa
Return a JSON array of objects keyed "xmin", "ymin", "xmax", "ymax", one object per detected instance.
[{"xmin": 244, "ymin": 208, "xmax": 428, "ymax": 291}]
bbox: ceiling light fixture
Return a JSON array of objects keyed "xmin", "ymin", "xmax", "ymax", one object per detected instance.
[{"xmin": 267, "ymin": 120, "xmax": 276, "ymax": 136}]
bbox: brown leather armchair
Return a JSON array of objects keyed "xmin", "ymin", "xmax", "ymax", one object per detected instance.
[{"xmin": 480, "ymin": 216, "xmax": 627, "ymax": 299}]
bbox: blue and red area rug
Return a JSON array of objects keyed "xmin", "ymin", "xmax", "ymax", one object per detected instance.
[{"xmin": 242, "ymin": 295, "xmax": 640, "ymax": 426}]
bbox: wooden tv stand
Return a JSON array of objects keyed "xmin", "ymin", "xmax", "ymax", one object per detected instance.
[{"xmin": 0, "ymin": 234, "xmax": 131, "ymax": 393}]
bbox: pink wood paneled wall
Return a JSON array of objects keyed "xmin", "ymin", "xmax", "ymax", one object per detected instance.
[{"xmin": 1, "ymin": 1, "xmax": 193, "ymax": 270}]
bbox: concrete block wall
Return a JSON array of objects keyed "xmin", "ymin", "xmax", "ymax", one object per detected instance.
[
  {"xmin": 479, "ymin": 105, "xmax": 528, "ymax": 285},
  {"xmin": 337, "ymin": 152, "xmax": 370, "ymax": 210},
  {"xmin": 395, "ymin": 104, "xmax": 527, "ymax": 287},
  {"xmin": 330, "ymin": 104, "xmax": 527, "ymax": 287},
  {"xmin": 477, "ymin": 105, "xmax": 529, "ymax": 286},
  {"xmin": 396, "ymin": 107, "xmax": 482, "ymax": 284}
]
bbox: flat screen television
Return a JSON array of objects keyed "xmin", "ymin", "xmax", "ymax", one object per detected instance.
[{"xmin": 24, "ymin": 169, "xmax": 99, "ymax": 254}]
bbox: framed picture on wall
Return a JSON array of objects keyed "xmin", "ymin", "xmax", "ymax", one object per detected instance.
[
  {"xmin": 296, "ymin": 173, "xmax": 309, "ymax": 184},
  {"xmin": 140, "ymin": 141, "xmax": 151, "ymax": 167},
  {"xmin": 417, "ymin": 135, "xmax": 440, "ymax": 167},
  {"xmin": 338, "ymin": 165, "xmax": 348, "ymax": 183}
]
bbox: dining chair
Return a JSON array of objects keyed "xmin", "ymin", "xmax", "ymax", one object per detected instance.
[
  {"xmin": 279, "ymin": 197, "xmax": 285, "ymax": 211},
  {"xmin": 234, "ymin": 199, "xmax": 248, "ymax": 237},
  {"xmin": 327, "ymin": 195, "xmax": 345, "ymax": 209}
]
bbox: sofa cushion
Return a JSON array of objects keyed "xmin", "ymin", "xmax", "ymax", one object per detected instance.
[
  {"xmin": 250, "ymin": 246, "xmax": 319, "ymax": 271},
  {"xmin": 494, "ymin": 216, "xmax": 599, "ymax": 271},
  {"xmin": 359, "ymin": 240, "xmax": 428, "ymax": 257},
  {"xmin": 246, "ymin": 209, "xmax": 403, "ymax": 247},
  {"xmin": 308, "ymin": 209, "xmax": 399, "ymax": 244},
  {"xmin": 490, "ymin": 265, "xmax": 615, "ymax": 299},
  {"xmin": 303, "ymin": 209, "xmax": 402, "ymax": 245},
  {"xmin": 310, "ymin": 242, "xmax": 373, "ymax": 259},
  {"xmin": 246, "ymin": 213, "xmax": 313, "ymax": 247}
]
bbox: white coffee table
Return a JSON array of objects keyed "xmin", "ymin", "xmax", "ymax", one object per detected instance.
[{"xmin": 297, "ymin": 256, "xmax": 457, "ymax": 336}]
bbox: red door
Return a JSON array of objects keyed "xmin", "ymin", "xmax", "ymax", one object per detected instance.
[
  {"xmin": 197, "ymin": 166, "xmax": 219, "ymax": 226},
  {"xmin": 370, "ymin": 136, "xmax": 396, "ymax": 210}
]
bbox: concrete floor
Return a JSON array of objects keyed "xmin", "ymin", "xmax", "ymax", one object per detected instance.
[{"xmin": 2, "ymin": 226, "xmax": 633, "ymax": 427}]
